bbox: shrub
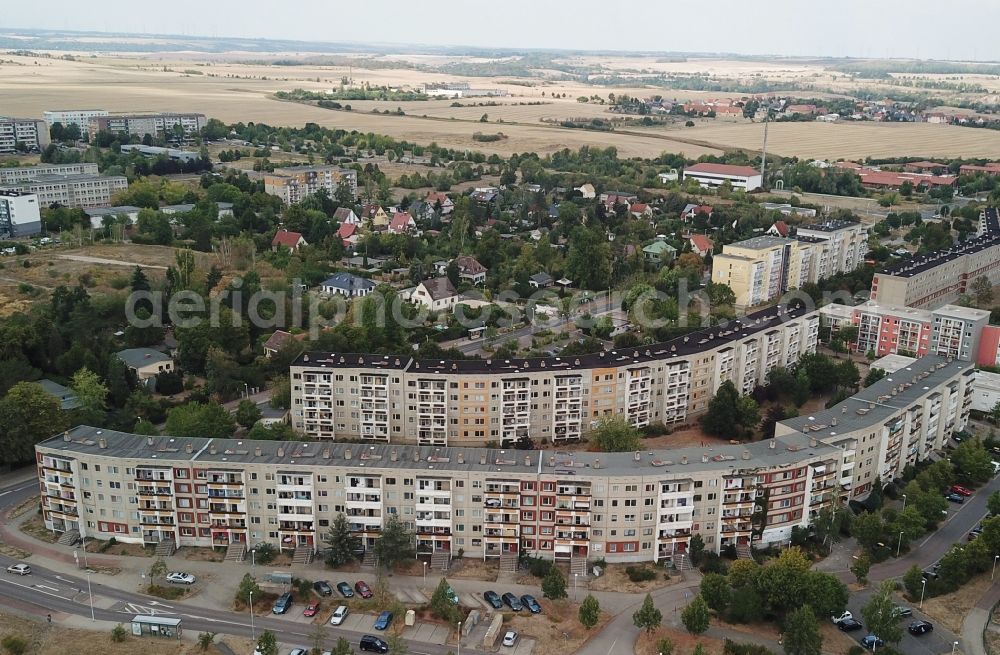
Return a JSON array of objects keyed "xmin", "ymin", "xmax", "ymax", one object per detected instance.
[
  {"xmin": 110, "ymin": 625, "xmax": 128, "ymax": 642},
  {"xmin": 625, "ymin": 566, "xmax": 656, "ymax": 582},
  {"xmin": 2, "ymin": 636, "xmax": 27, "ymax": 655},
  {"xmin": 254, "ymin": 542, "xmax": 277, "ymax": 564},
  {"xmin": 526, "ymin": 555, "xmax": 552, "ymax": 578},
  {"xmin": 723, "ymin": 639, "xmax": 776, "ymax": 655}
]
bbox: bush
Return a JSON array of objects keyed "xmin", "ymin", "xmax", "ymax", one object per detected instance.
[
  {"xmin": 146, "ymin": 584, "xmax": 186, "ymax": 600},
  {"xmin": 254, "ymin": 542, "xmax": 277, "ymax": 564},
  {"xmin": 723, "ymin": 639, "xmax": 777, "ymax": 655},
  {"xmin": 2, "ymin": 636, "xmax": 27, "ymax": 655},
  {"xmin": 526, "ymin": 555, "xmax": 552, "ymax": 578},
  {"xmin": 699, "ymin": 552, "xmax": 728, "ymax": 574},
  {"xmin": 110, "ymin": 625, "xmax": 128, "ymax": 642},
  {"xmin": 625, "ymin": 566, "xmax": 657, "ymax": 582}
]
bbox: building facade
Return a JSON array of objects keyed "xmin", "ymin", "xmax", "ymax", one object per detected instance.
[
  {"xmin": 264, "ymin": 166, "xmax": 358, "ymax": 205},
  {"xmin": 0, "ymin": 190, "xmax": 41, "ymax": 237},
  {"xmin": 871, "ymin": 208, "xmax": 1000, "ymax": 309},
  {"xmin": 290, "ymin": 305, "xmax": 820, "ymax": 446},
  {"xmin": 712, "ymin": 237, "xmax": 809, "ymax": 308},
  {"xmin": 795, "ymin": 220, "xmax": 868, "ymax": 281},
  {"xmin": 2, "ymin": 174, "xmax": 129, "ymax": 209},
  {"xmin": 0, "ymin": 117, "xmax": 50, "ymax": 153},
  {"xmin": 0, "ymin": 163, "xmax": 100, "ymax": 185},
  {"xmin": 683, "ymin": 163, "xmax": 763, "ymax": 192},
  {"xmin": 88, "ymin": 113, "xmax": 207, "ymax": 140},
  {"xmin": 42, "ymin": 109, "xmax": 109, "ymax": 130}
]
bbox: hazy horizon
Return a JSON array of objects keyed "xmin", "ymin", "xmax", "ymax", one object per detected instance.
[{"xmin": 5, "ymin": 0, "xmax": 1000, "ymax": 61}]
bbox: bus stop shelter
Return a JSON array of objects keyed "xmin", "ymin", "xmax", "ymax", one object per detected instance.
[{"xmin": 130, "ymin": 615, "xmax": 182, "ymax": 639}]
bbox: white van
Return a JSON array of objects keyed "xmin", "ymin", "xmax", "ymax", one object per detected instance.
[
  {"xmin": 991, "ymin": 461, "xmax": 1000, "ymax": 476},
  {"xmin": 330, "ymin": 605, "xmax": 349, "ymax": 626}
]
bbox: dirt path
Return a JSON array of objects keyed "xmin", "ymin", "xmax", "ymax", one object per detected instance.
[{"xmin": 56, "ymin": 254, "xmax": 168, "ymax": 270}]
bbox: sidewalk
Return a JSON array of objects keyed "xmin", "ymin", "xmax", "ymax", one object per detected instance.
[{"xmin": 960, "ymin": 581, "xmax": 1000, "ymax": 655}]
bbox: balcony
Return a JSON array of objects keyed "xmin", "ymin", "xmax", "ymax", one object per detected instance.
[{"xmin": 135, "ymin": 468, "xmax": 172, "ymax": 482}]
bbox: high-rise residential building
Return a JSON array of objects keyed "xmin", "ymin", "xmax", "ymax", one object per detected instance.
[
  {"xmin": 712, "ymin": 236, "xmax": 810, "ymax": 308},
  {"xmin": 34, "ymin": 356, "xmax": 967, "ymax": 563},
  {"xmin": 42, "ymin": 109, "xmax": 109, "ymax": 130},
  {"xmin": 795, "ymin": 219, "xmax": 868, "ymax": 281},
  {"xmin": 87, "ymin": 113, "xmax": 207, "ymax": 140},
  {"xmin": 0, "ymin": 163, "xmax": 100, "ymax": 186},
  {"xmin": 0, "ymin": 117, "xmax": 51, "ymax": 153},
  {"xmin": 871, "ymin": 207, "xmax": 1000, "ymax": 309},
  {"xmin": 290, "ymin": 305, "xmax": 820, "ymax": 445},
  {"xmin": 2, "ymin": 174, "xmax": 128, "ymax": 209},
  {"xmin": 264, "ymin": 166, "xmax": 358, "ymax": 204},
  {"xmin": 0, "ymin": 190, "xmax": 41, "ymax": 237}
]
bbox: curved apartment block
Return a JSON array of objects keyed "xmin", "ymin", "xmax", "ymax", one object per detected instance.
[
  {"xmin": 291, "ymin": 305, "xmax": 821, "ymax": 446},
  {"xmin": 36, "ymin": 356, "xmax": 972, "ymax": 565}
]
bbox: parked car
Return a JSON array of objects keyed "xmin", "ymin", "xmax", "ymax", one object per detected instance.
[
  {"xmin": 272, "ymin": 592, "xmax": 293, "ymax": 615},
  {"xmin": 946, "ymin": 492, "xmax": 965, "ymax": 504},
  {"xmin": 502, "ymin": 593, "xmax": 523, "ymax": 611},
  {"xmin": 484, "ymin": 590, "xmax": 502, "ymax": 609},
  {"xmin": 950, "ymin": 485, "xmax": 973, "ymax": 496},
  {"xmin": 908, "ymin": 620, "xmax": 934, "ymax": 636},
  {"xmin": 838, "ymin": 618, "xmax": 864, "ymax": 632},
  {"xmin": 303, "ymin": 601, "xmax": 320, "ymax": 617},
  {"xmin": 521, "ymin": 594, "xmax": 542, "ymax": 614},
  {"xmin": 359, "ymin": 636, "xmax": 388, "ymax": 653},
  {"xmin": 502, "ymin": 631, "xmax": 519, "ymax": 647},
  {"xmin": 5, "ymin": 564, "xmax": 30, "ymax": 576},
  {"xmin": 330, "ymin": 605, "xmax": 349, "ymax": 626},
  {"xmin": 859, "ymin": 635, "xmax": 885, "ymax": 650},
  {"xmin": 288, "ymin": 649, "xmax": 307, "ymax": 655},
  {"xmin": 314, "ymin": 581, "xmax": 333, "ymax": 597},
  {"xmin": 337, "ymin": 582, "xmax": 355, "ymax": 598},
  {"xmin": 165, "ymin": 572, "xmax": 196, "ymax": 585},
  {"xmin": 893, "ymin": 606, "xmax": 912, "ymax": 618},
  {"xmin": 831, "ymin": 611, "xmax": 853, "ymax": 624},
  {"xmin": 374, "ymin": 611, "xmax": 393, "ymax": 631},
  {"xmin": 355, "ymin": 580, "xmax": 373, "ymax": 599}
]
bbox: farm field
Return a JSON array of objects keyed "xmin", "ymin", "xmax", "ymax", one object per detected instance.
[{"xmin": 3, "ymin": 53, "xmax": 1000, "ymax": 160}]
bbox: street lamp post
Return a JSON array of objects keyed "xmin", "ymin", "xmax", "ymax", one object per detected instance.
[
  {"xmin": 86, "ymin": 570, "xmax": 94, "ymax": 622},
  {"xmin": 901, "ymin": 494, "xmax": 906, "ymax": 512},
  {"xmin": 920, "ymin": 579, "xmax": 927, "ymax": 609},
  {"xmin": 993, "ymin": 554, "xmax": 999, "ymax": 581},
  {"xmin": 574, "ymin": 573, "xmax": 578, "ymax": 601},
  {"xmin": 249, "ymin": 589, "xmax": 256, "ymax": 641},
  {"xmin": 952, "ymin": 641, "xmax": 959, "ymax": 655},
  {"xmin": 423, "ymin": 561, "xmax": 427, "ymax": 587},
  {"xmin": 251, "ymin": 548, "xmax": 256, "ymax": 574},
  {"xmin": 457, "ymin": 621, "xmax": 461, "ymax": 655},
  {"xmin": 896, "ymin": 531, "xmax": 904, "ymax": 557}
]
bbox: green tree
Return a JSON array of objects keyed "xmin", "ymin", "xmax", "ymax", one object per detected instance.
[
  {"xmin": 689, "ymin": 534, "xmax": 706, "ymax": 565},
  {"xmin": 542, "ymin": 565, "xmax": 567, "ymax": 599},
  {"xmin": 71, "ymin": 367, "xmax": 108, "ymax": 414},
  {"xmin": 197, "ymin": 633, "xmax": 216, "ymax": 652},
  {"xmin": 680, "ymin": 595, "xmax": 710, "ymax": 635},
  {"xmin": 235, "ymin": 573, "xmax": 261, "ymax": 605},
  {"xmin": 588, "ymin": 415, "xmax": 643, "ymax": 452},
  {"xmin": 656, "ymin": 637, "xmax": 674, "ymax": 655},
  {"xmin": 850, "ymin": 552, "xmax": 871, "ymax": 586},
  {"xmin": 257, "ymin": 631, "xmax": 278, "ymax": 655},
  {"xmin": 430, "ymin": 578, "xmax": 461, "ymax": 624},
  {"xmin": 902, "ymin": 565, "xmax": 925, "ymax": 600},
  {"xmin": 110, "ymin": 625, "xmax": 128, "ymax": 643},
  {"xmin": 988, "ymin": 491, "xmax": 1000, "ymax": 517},
  {"xmin": 700, "ymin": 573, "xmax": 731, "ymax": 612},
  {"xmin": 148, "ymin": 557, "xmax": 167, "ymax": 581},
  {"xmin": 951, "ymin": 437, "xmax": 994, "ymax": 484},
  {"xmin": 579, "ymin": 594, "xmax": 601, "ymax": 629},
  {"xmin": 972, "ymin": 276, "xmax": 994, "ymax": 306},
  {"xmin": 0, "ymin": 381, "xmax": 67, "ymax": 466},
  {"xmin": 860, "ymin": 580, "xmax": 902, "ymax": 646},
  {"xmin": 325, "ymin": 513, "xmax": 361, "ymax": 567},
  {"xmin": 373, "ymin": 514, "xmax": 415, "ymax": 572},
  {"xmin": 633, "ymin": 593, "xmax": 663, "ymax": 634},
  {"xmin": 700, "ymin": 381, "xmax": 758, "ymax": 439},
  {"xmin": 235, "ymin": 399, "xmax": 263, "ymax": 429},
  {"xmin": 386, "ymin": 634, "xmax": 407, "ymax": 655},
  {"xmin": 330, "ymin": 637, "xmax": 354, "ymax": 655},
  {"xmin": 852, "ymin": 511, "xmax": 884, "ymax": 551},
  {"xmin": 782, "ymin": 605, "xmax": 822, "ymax": 655},
  {"xmin": 165, "ymin": 402, "xmax": 236, "ymax": 439}
]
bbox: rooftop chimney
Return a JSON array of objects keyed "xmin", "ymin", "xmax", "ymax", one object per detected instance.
[
  {"xmin": 63, "ymin": 431, "xmax": 70, "ymax": 442},
  {"xmin": 344, "ymin": 448, "xmax": 352, "ymax": 460},
  {"xmin": 701, "ymin": 453, "xmax": 709, "ymax": 463},
  {"xmin": 185, "ymin": 443, "xmax": 193, "ymax": 454},
  {"xmin": 146, "ymin": 436, "xmax": 154, "ymax": 446},
  {"xmin": 457, "ymin": 453, "xmax": 464, "ymax": 464},
  {"xmin": 769, "ymin": 440, "xmax": 777, "ymax": 449},
  {"xmin": 209, "ymin": 444, "xmax": 217, "ymax": 455},
  {"xmin": 98, "ymin": 437, "xmax": 107, "ymax": 449},
  {"xmin": 810, "ymin": 437, "xmax": 818, "ymax": 448},
  {"xmin": 390, "ymin": 449, "xmax": 398, "ymax": 462},
  {"xmin": 323, "ymin": 447, "xmax": 331, "ymax": 459},
  {"xmin": 480, "ymin": 454, "xmax": 487, "ymax": 465},
  {"xmin": 593, "ymin": 458, "xmax": 601, "ymax": 469},
  {"xmin": 277, "ymin": 446, "xmax": 285, "ymax": 457},
  {"xmin": 413, "ymin": 450, "xmax": 420, "ymax": 462},
  {"xmin": 254, "ymin": 446, "xmax": 262, "ymax": 457},
  {"xmin": 680, "ymin": 456, "xmax": 688, "ymax": 465},
  {"xmin": 742, "ymin": 450, "xmax": 751, "ymax": 460},
  {"xmin": 524, "ymin": 455, "xmax": 531, "ymax": 467}
]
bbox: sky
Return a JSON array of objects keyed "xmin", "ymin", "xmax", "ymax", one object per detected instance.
[{"xmin": 5, "ymin": 0, "xmax": 1000, "ymax": 61}]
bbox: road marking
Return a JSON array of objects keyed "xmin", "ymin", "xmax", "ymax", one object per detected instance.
[
  {"xmin": 0, "ymin": 483, "xmax": 37, "ymax": 497},
  {"xmin": 34, "ymin": 584, "xmax": 59, "ymax": 592},
  {"xmin": 606, "ymin": 638, "xmax": 617, "ymax": 654}
]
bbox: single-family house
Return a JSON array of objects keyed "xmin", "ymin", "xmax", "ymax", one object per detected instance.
[
  {"xmin": 333, "ymin": 207, "xmax": 360, "ymax": 225},
  {"xmin": 338, "ymin": 222, "xmax": 359, "ymax": 247},
  {"xmin": 271, "ymin": 229, "xmax": 307, "ymax": 252},
  {"xmin": 643, "ymin": 240, "xmax": 677, "ymax": 265},
  {"xmin": 630, "ymin": 202, "xmax": 653, "ymax": 220},
  {"xmin": 471, "ymin": 188, "xmax": 499, "ymax": 204},
  {"xmin": 411, "ymin": 277, "xmax": 459, "ymax": 311},
  {"xmin": 361, "ymin": 203, "xmax": 390, "ymax": 228},
  {"xmin": 681, "ymin": 204, "xmax": 713, "ymax": 220},
  {"xmin": 454, "ymin": 255, "xmax": 488, "ymax": 285},
  {"xmin": 574, "ymin": 183, "xmax": 596, "ymax": 199},
  {"xmin": 658, "ymin": 170, "xmax": 679, "ymax": 183},
  {"xmin": 38, "ymin": 379, "xmax": 80, "ymax": 410},
  {"xmin": 529, "ymin": 272, "xmax": 554, "ymax": 289},
  {"xmin": 262, "ymin": 330, "xmax": 306, "ymax": 358},
  {"xmin": 433, "ymin": 260, "xmax": 450, "ymax": 276},
  {"xmin": 689, "ymin": 234, "xmax": 714, "ymax": 258},
  {"xmin": 320, "ymin": 272, "xmax": 376, "ymax": 297},
  {"xmin": 117, "ymin": 348, "xmax": 174, "ymax": 389},
  {"xmin": 388, "ymin": 211, "xmax": 416, "ymax": 235},
  {"xmin": 408, "ymin": 201, "xmax": 434, "ymax": 223},
  {"xmin": 424, "ymin": 191, "xmax": 454, "ymax": 215},
  {"xmin": 767, "ymin": 221, "xmax": 790, "ymax": 237}
]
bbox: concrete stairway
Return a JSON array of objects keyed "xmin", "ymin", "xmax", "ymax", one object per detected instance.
[
  {"xmin": 224, "ymin": 542, "xmax": 247, "ymax": 562},
  {"xmin": 57, "ymin": 530, "xmax": 80, "ymax": 546},
  {"xmin": 430, "ymin": 550, "xmax": 451, "ymax": 572},
  {"xmin": 499, "ymin": 552, "xmax": 518, "ymax": 574},
  {"xmin": 154, "ymin": 537, "xmax": 175, "ymax": 557},
  {"xmin": 292, "ymin": 545, "xmax": 313, "ymax": 565},
  {"xmin": 736, "ymin": 543, "xmax": 754, "ymax": 560},
  {"xmin": 569, "ymin": 557, "xmax": 588, "ymax": 577},
  {"xmin": 362, "ymin": 550, "xmax": 378, "ymax": 568}
]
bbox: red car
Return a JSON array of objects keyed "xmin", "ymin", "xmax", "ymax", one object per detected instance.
[
  {"xmin": 303, "ymin": 601, "xmax": 320, "ymax": 617},
  {"xmin": 355, "ymin": 580, "xmax": 373, "ymax": 599},
  {"xmin": 950, "ymin": 485, "xmax": 973, "ymax": 497}
]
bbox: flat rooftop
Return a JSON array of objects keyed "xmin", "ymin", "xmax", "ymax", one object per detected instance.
[
  {"xmin": 38, "ymin": 424, "xmax": 841, "ymax": 478},
  {"xmin": 725, "ymin": 236, "xmax": 793, "ymax": 251},
  {"xmin": 798, "ymin": 220, "xmax": 861, "ymax": 233},
  {"xmin": 882, "ymin": 207, "xmax": 1000, "ymax": 278},
  {"xmin": 778, "ymin": 355, "xmax": 972, "ymax": 440},
  {"xmin": 18, "ymin": 174, "xmax": 126, "ymax": 184}
]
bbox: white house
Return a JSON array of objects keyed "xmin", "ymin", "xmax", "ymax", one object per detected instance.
[
  {"xmin": 411, "ymin": 277, "xmax": 459, "ymax": 311},
  {"xmin": 683, "ymin": 163, "xmax": 762, "ymax": 192},
  {"xmin": 333, "ymin": 207, "xmax": 360, "ymax": 225},
  {"xmin": 320, "ymin": 272, "xmax": 376, "ymax": 298}
]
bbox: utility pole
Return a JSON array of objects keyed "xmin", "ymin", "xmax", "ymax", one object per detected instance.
[{"xmin": 760, "ymin": 111, "xmax": 770, "ymax": 191}]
